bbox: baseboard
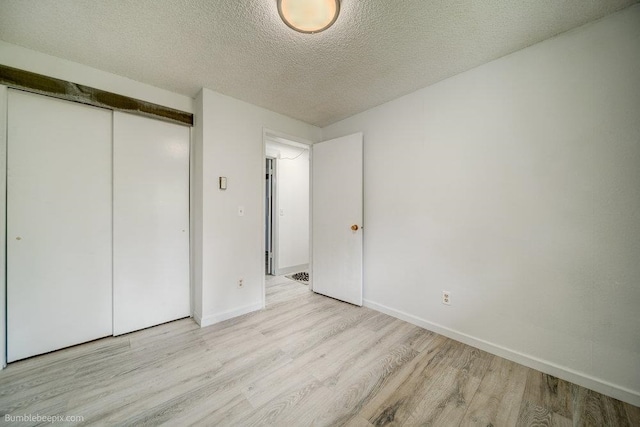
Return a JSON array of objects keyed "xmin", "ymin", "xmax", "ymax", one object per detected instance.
[
  {"xmin": 192, "ymin": 310, "xmax": 203, "ymax": 327},
  {"xmin": 363, "ymin": 299, "xmax": 640, "ymax": 407},
  {"xmin": 275, "ymin": 263, "xmax": 309, "ymax": 276},
  {"xmin": 198, "ymin": 302, "xmax": 263, "ymax": 328}
]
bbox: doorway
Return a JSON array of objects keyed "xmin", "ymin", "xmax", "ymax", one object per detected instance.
[
  {"xmin": 263, "ymin": 131, "xmax": 311, "ymax": 280},
  {"xmin": 262, "ymin": 130, "xmax": 364, "ymax": 308},
  {"xmin": 265, "ymin": 157, "xmax": 275, "ymax": 275}
]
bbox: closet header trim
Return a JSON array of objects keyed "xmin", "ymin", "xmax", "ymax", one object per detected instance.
[{"xmin": 0, "ymin": 65, "xmax": 193, "ymax": 126}]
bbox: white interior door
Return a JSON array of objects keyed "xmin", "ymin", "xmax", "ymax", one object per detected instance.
[
  {"xmin": 113, "ymin": 112, "xmax": 190, "ymax": 335},
  {"xmin": 312, "ymin": 133, "xmax": 363, "ymax": 305},
  {"xmin": 7, "ymin": 90, "xmax": 113, "ymax": 362}
]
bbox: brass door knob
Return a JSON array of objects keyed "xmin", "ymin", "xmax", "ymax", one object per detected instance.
[{"xmin": 351, "ymin": 224, "xmax": 359, "ymax": 231}]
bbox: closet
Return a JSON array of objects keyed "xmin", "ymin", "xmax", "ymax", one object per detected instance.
[{"xmin": 6, "ymin": 89, "xmax": 190, "ymax": 362}]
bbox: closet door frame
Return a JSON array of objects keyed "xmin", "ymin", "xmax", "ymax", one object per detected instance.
[{"xmin": 1, "ymin": 85, "xmax": 8, "ymax": 369}]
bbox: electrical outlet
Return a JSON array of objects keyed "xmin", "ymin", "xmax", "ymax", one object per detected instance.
[
  {"xmin": 238, "ymin": 278, "xmax": 244, "ymax": 288},
  {"xmin": 442, "ymin": 290, "xmax": 451, "ymax": 305}
]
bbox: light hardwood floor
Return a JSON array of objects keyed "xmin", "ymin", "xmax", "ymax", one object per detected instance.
[{"xmin": 1, "ymin": 275, "xmax": 638, "ymax": 426}]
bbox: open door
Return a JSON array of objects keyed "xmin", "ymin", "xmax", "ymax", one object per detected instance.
[{"xmin": 312, "ymin": 133, "xmax": 363, "ymax": 306}]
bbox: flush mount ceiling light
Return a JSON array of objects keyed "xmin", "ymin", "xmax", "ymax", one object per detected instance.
[{"xmin": 277, "ymin": 0, "xmax": 340, "ymax": 34}]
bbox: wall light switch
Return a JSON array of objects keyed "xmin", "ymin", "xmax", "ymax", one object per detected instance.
[
  {"xmin": 280, "ymin": 209, "xmax": 284, "ymax": 216},
  {"xmin": 219, "ymin": 176, "xmax": 227, "ymax": 190},
  {"xmin": 238, "ymin": 206, "xmax": 245, "ymax": 216}
]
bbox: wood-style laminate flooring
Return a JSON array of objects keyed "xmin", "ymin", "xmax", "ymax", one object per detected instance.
[{"xmin": 1, "ymin": 276, "xmax": 638, "ymax": 426}]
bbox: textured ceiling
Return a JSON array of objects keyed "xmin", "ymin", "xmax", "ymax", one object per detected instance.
[{"xmin": 0, "ymin": 0, "xmax": 637, "ymax": 127}]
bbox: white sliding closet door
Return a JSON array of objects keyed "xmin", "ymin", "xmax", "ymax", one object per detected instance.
[
  {"xmin": 113, "ymin": 112, "xmax": 190, "ymax": 335},
  {"xmin": 7, "ymin": 90, "xmax": 113, "ymax": 362}
]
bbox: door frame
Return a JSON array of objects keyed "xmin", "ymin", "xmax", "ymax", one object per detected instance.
[
  {"xmin": 262, "ymin": 128, "xmax": 313, "ymax": 307},
  {"xmin": 1, "ymin": 85, "xmax": 7, "ymax": 369},
  {"xmin": 265, "ymin": 157, "xmax": 276, "ymax": 276}
]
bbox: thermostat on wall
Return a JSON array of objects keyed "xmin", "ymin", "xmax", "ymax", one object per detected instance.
[{"xmin": 219, "ymin": 176, "xmax": 227, "ymax": 190}]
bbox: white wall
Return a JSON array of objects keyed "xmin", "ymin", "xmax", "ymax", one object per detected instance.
[
  {"xmin": 322, "ymin": 5, "xmax": 640, "ymax": 406},
  {"xmin": 194, "ymin": 89, "xmax": 320, "ymax": 326},
  {"xmin": 266, "ymin": 140, "xmax": 310, "ymax": 274}
]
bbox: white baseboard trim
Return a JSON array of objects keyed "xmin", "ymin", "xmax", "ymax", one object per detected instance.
[
  {"xmin": 198, "ymin": 302, "xmax": 263, "ymax": 328},
  {"xmin": 363, "ymin": 299, "xmax": 640, "ymax": 407},
  {"xmin": 275, "ymin": 263, "xmax": 309, "ymax": 276},
  {"xmin": 192, "ymin": 311, "xmax": 203, "ymax": 327}
]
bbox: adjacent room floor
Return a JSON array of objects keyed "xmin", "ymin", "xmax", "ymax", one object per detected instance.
[{"xmin": 0, "ymin": 275, "xmax": 638, "ymax": 426}]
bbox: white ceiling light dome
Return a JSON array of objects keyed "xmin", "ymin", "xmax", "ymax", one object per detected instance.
[{"xmin": 277, "ymin": 0, "xmax": 340, "ymax": 34}]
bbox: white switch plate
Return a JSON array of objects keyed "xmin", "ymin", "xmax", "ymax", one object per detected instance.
[
  {"xmin": 280, "ymin": 209, "xmax": 284, "ymax": 216},
  {"xmin": 238, "ymin": 206, "xmax": 245, "ymax": 216}
]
